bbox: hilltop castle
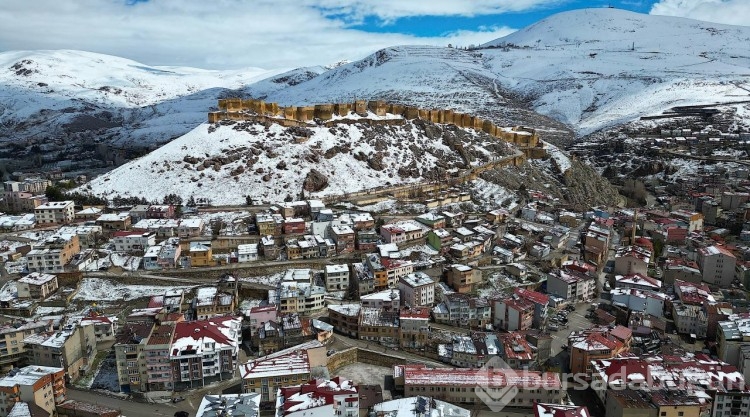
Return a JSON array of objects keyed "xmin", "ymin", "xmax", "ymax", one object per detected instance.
[{"xmin": 208, "ymin": 99, "xmax": 546, "ymax": 158}]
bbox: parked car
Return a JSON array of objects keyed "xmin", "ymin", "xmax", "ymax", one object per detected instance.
[{"xmin": 549, "ymin": 325, "xmax": 559, "ymax": 332}]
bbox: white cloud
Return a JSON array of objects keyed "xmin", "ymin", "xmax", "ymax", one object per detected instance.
[
  {"xmin": 650, "ymin": 0, "xmax": 750, "ymax": 26},
  {"xmin": 0, "ymin": 0, "xmax": 519, "ymax": 70}
]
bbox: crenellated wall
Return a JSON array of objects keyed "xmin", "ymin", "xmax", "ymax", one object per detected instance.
[{"xmin": 209, "ymin": 98, "xmax": 542, "ymax": 149}]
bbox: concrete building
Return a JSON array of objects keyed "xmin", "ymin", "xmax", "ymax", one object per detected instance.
[
  {"xmin": 614, "ymin": 246, "xmax": 651, "ymax": 276},
  {"xmin": 26, "ymin": 234, "xmax": 80, "ymax": 274},
  {"xmin": 398, "ymin": 272, "xmax": 435, "ymax": 308},
  {"xmin": 170, "ymin": 317, "xmax": 241, "ymax": 390},
  {"xmin": 547, "ymin": 269, "xmax": 596, "ymax": 302},
  {"xmin": 568, "ymin": 326, "xmax": 631, "ymax": 378},
  {"xmin": 112, "ymin": 231, "xmax": 156, "ymax": 254},
  {"xmin": 445, "ymin": 264, "xmax": 482, "ymax": 293},
  {"xmin": 0, "ymin": 365, "xmax": 65, "ymax": 417},
  {"xmin": 276, "ymin": 377, "xmax": 358, "ymax": 417},
  {"xmin": 23, "ymin": 324, "xmax": 96, "ymax": 383},
  {"xmin": 34, "ymin": 201, "xmax": 74, "ymax": 225},
  {"xmin": 16, "ymin": 273, "xmax": 58, "ymax": 301},
  {"xmin": 113, "ymin": 323, "xmax": 153, "ymax": 393},
  {"xmin": 324, "ymin": 264, "xmax": 349, "ymax": 291},
  {"xmin": 395, "ymin": 364, "xmax": 563, "ymax": 408},
  {"xmin": 698, "ymin": 245, "xmax": 737, "ymax": 286},
  {"xmin": 241, "ymin": 340, "xmax": 326, "ymax": 404},
  {"xmin": 0, "ymin": 321, "xmax": 52, "ymax": 372}
]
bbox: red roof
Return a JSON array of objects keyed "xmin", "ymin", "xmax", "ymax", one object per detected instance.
[
  {"xmin": 610, "ymin": 325, "xmax": 633, "ymax": 343},
  {"xmin": 171, "ymin": 317, "xmax": 235, "ymax": 348},
  {"xmin": 147, "ymin": 295, "xmax": 164, "ymax": 308},
  {"xmin": 514, "ymin": 287, "xmax": 549, "ymax": 306},
  {"xmin": 400, "ymin": 307, "xmax": 430, "ymax": 319}
]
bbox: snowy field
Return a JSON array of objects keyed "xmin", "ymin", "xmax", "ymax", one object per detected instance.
[{"xmin": 73, "ymin": 278, "xmax": 194, "ymax": 301}]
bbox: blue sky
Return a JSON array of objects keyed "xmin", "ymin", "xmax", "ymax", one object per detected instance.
[
  {"xmin": 339, "ymin": 0, "xmax": 655, "ymax": 41},
  {"xmin": 0, "ymin": 0, "xmax": 746, "ymax": 69}
]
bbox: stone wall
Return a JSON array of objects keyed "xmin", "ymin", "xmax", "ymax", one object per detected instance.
[
  {"xmin": 209, "ymin": 98, "xmax": 542, "ymax": 149},
  {"xmin": 326, "ymin": 347, "xmax": 435, "ymax": 375}
]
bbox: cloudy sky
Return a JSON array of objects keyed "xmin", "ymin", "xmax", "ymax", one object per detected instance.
[{"xmin": 0, "ymin": 0, "xmax": 747, "ymax": 70}]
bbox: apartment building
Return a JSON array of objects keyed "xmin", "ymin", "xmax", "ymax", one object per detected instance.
[
  {"xmin": 95, "ymin": 212, "xmax": 132, "ymax": 234},
  {"xmin": 432, "ymin": 293, "xmax": 491, "ymax": 329},
  {"xmin": 143, "ymin": 323, "xmax": 176, "ymax": 392},
  {"xmin": 398, "ymin": 272, "xmax": 435, "ymax": 308},
  {"xmin": 275, "ymin": 270, "xmax": 326, "ymax": 315},
  {"xmin": 192, "ymin": 287, "xmax": 235, "ymax": 320},
  {"xmin": 399, "ymin": 307, "xmax": 430, "ymax": 350},
  {"xmin": 547, "ymin": 268, "xmax": 596, "ymax": 302},
  {"xmin": 114, "ymin": 323, "xmax": 153, "ymax": 393},
  {"xmin": 0, "ymin": 321, "xmax": 52, "ymax": 371},
  {"xmin": 34, "ymin": 201, "xmax": 74, "ymax": 225},
  {"xmin": 170, "ymin": 317, "xmax": 241, "ymax": 390},
  {"xmin": 445, "ymin": 264, "xmax": 482, "ymax": 293},
  {"xmin": 324, "ymin": 264, "xmax": 350, "ymax": 291},
  {"xmin": 327, "ymin": 304, "xmax": 361, "ymax": 338},
  {"xmin": 16, "ymin": 273, "xmax": 58, "ymax": 301},
  {"xmin": 26, "ymin": 234, "xmax": 80, "ymax": 274},
  {"xmin": 568, "ymin": 326, "xmax": 631, "ymax": 378},
  {"xmin": 698, "ymin": 245, "xmax": 737, "ymax": 287},
  {"xmin": 241, "ymin": 340, "xmax": 326, "ymax": 404},
  {"xmin": 112, "ymin": 231, "xmax": 156, "ymax": 254},
  {"xmin": 23, "ymin": 324, "xmax": 96, "ymax": 383},
  {"xmin": 0, "ymin": 365, "xmax": 65, "ymax": 417},
  {"xmin": 276, "ymin": 378, "xmax": 358, "ymax": 417}
]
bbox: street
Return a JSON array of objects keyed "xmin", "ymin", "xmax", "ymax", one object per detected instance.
[{"xmin": 67, "ymin": 389, "xmax": 196, "ymax": 417}]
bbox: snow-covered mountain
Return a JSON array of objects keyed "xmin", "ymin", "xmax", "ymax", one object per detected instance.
[{"xmin": 0, "ymin": 50, "xmax": 282, "ymax": 145}]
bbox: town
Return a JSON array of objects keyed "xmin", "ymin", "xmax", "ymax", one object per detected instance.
[{"xmin": 0, "ymin": 147, "xmax": 748, "ymax": 417}]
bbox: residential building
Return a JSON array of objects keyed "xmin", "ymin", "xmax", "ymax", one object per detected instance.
[
  {"xmin": 415, "ymin": 213, "xmax": 445, "ymax": 229},
  {"xmin": 114, "ymin": 323, "xmax": 153, "ymax": 393},
  {"xmin": 23, "ymin": 324, "xmax": 96, "ymax": 383},
  {"xmin": 329, "ymin": 225, "xmax": 355, "ymax": 254},
  {"xmin": 534, "ymin": 404, "xmax": 590, "ymax": 417},
  {"xmin": 499, "ymin": 332, "xmax": 536, "ymax": 369},
  {"xmin": 360, "ymin": 289, "xmax": 400, "ymax": 310},
  {"xmin": 327, "ymin": 304, "xmax": 361, "ymax": 338},
  {"xmin": 380, "ymin": 222, "xmax": 424, "ymax": 244},
  {"xmin": 143, "ymin": 323, "xmax": 176, "ymax": 392},
  {"xmin": 16, "ymin": 273, "xmax": 58, "ymax": 301},
  {"xmin": 493, "ymin": 297, "xmax": 533, "ymax": 331},
  {"xmin": 399, "ymin": 307, "xmax": 430, "ymax": 350},
  {"xmin": 614, "ymin": 246, "xmax": 651, "ymax": 276},
  {"xmin": 718, "ymin": 315, "xmax": 750, "ymax": 366},
  {"xmin": 26, "ymin": 234, "xmax": 80, "ymax": 274},
  {"xmin": 146, "ymin": 205, "xmax": 175, "ymax": 219},
  {"xmin": 283, "ymin": 218, "xmax": 306, "ymax": 235},
  {"xmin": 426, "ymin": 229, "xmax": 452, "ymax": 254},
  {"xmin": 358, "ymin": 308, "xmax": 399, "ymax": 347},
  {"xmin": 670, "ymin": 209, "xmax": 704, "ymax": 232},
  {"xmin": 324, "ymin": 264, "xmax": 349, "ymax": 291},
  {"xmin": 189, "ymin": 241, "xmax": 213, "ymax": 267},
  {"xmin": 614, "ymin": 273, "xmax": 661, "ymax": 292},
  {"xmin": 34, "ymin": 201, "xmax": 74, "ymax": 225},
  {"xmin": 170, "ymin": 317, "xmax": 241, "ymax": 390},
  {"xmin": 275, "ymin": 270, "xmax": 326, "ymax": 315},
  {"xmin": 395, "ymin": 364, "xmax": 563, "ymax": 407},
  {"xmin": 511, "ymin": 288, "xmax": 550, "ymax": 328},
  {"xmin": 610, "ymin": 288, "xmax": 667, "ymax": 318},
  {"xmin": 241, "ymin": 340, "xmax": 327, "ymax": 403},
  {"xmin": 698, "ymin": 245, "xmax": 737, "ymax": 286},
  {"xmin": 398, "ymin": 272, "xmax": 435, "ymax": 308},
  {"xmin": 547, "ymin": 268, "xmax": 596, "ymax": 301},
  {"xmin": 672, "ymin": 302, "xmax": 708, "ymax": 338},
  {"xmin": 237, "ymin": 244, "xmax": 259, "ymax": 263},
  {"xmin": 356, "ymin": 228, "xmax": 379, "ymax": 251},
  {"xmin": 0, "ymin": 365, "xmax": 65, "ymax": 417},
  {"xmin": 568, "ymin": 326, "xmax": 631, "ymax": 378},
  {"xmin": 177, "ymin": 218, "xmax": 205, "ymax": 238},
  {"xmin": 195, "ymin": 393, "xmax": 261, "ymax": 417},
  {"xmin": 0, "ymin": 321, "xmax": 52, "ymax": 371},
  {"xmin": 432, "ymin": 294, "xmax": 491, "ymax": 329},
  {"xmin": 112, "ymin": 231, "xmax": 156, "ymax": 254},
  {"xmin": 192, "ymin": 287, "xmax": 235, "ymax": 320},
  {"xmin": 95, "ymin": 213, "xmax": 132, "ymax": 234},
  {"xmin": 276, "ymin": 378, "xmax": 358, "ymax": 417},
  {"xmin": 584, "ymin": 224, "xmax": 611, "ymax": 265},
  {"xmin": 445, "ymin": 264, "xmax": 481, "ymax": 293}
]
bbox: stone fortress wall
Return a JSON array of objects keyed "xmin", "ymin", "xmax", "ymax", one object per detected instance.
[{"xmin": 208, "ymin": 98, "xmax": 544, "ymax": 153}]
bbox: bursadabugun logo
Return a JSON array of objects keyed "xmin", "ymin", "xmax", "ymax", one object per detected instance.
[{"xmin": 475, "ymin": 356, "xmax": 521, "ymax": 412}]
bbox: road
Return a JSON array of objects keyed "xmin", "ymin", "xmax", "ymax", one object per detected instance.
[{"xmin": 67, "ymin": 388, "xmax": 195, "ymax": 417}]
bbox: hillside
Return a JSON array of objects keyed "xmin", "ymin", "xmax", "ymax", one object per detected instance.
[
  {"xmin": 80, "ymin": 115, "xmax": 518, "ymax": 205},
  {"xmin": 0, "ymin": 50, "xmax": 281, "ymax": 146}
]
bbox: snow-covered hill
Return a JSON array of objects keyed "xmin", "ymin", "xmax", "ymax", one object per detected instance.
[
  {"xmin": 0, "ymin": 50, "xmax": 281, "ymax": 145},
  {"xmin": 243, "ymin": 8, "xmax": 750, "ymax": 136},
  {"xmin": 80, "ymin": 116, "xmax": 516, "ymax": 205}
]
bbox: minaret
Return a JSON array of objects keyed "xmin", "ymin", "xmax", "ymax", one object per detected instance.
[{"xmin": 632, "ymin": 208, "xmax": 638, "ymax": 244}]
